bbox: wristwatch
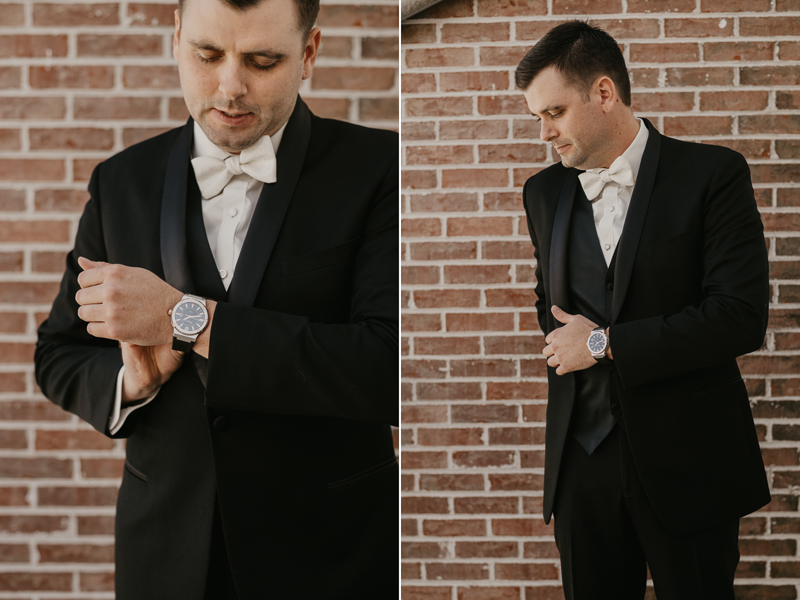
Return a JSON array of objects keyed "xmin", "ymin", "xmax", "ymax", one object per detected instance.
[
  {"xmin": 587, "ymin": 326, "xmax": 611, "ymax": 363},
  {"xmin": 169, "ymin": 294, "xmax": 209, "ymax": 352}
]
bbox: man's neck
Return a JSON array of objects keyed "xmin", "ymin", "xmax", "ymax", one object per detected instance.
[{"xmin": 599, "ymin": 113, "xmax": 641, "ymax": 169}]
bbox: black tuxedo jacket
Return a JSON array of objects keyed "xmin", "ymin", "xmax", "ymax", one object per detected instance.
[
  {"xmin": 35, "ymin": 99, "xmax": 398, "ymax": 599},
  {"xmin": 524, "ymin": 119, "xmax": 770, "ymax": 536}
]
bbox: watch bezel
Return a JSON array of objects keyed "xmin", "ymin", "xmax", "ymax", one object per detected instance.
[{"xmin": 171, "ymin": 298, "xmax": 209, "ymax": 337}]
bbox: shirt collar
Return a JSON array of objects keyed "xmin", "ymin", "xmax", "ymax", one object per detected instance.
[{"xmin": 191, "ymin": 120, "xmax": 287, "ymax": 160}]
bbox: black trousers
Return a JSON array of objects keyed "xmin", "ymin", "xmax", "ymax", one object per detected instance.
[
  {"xmin": 552, "ymin": 424, "xmax": 740, "ymax": 600},
  {"xmin": 204, "ymin": 497, "xmax": 238, "ymax": 600}
]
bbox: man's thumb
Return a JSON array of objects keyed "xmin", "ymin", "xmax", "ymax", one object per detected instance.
[
  {"xmin": 77, "ymin": 256, "xmax": 107, "ymax": 271},
  {"xmin": 551, "ymin": 305, "xmax": 573, "ymax": 324}
]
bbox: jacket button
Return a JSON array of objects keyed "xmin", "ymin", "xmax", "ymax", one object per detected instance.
[
  {"xmin": 611, "ymin": 403, "xmax": 620, "ymax": 412},
  {"xmin": 213, "ymin": 416, "xmax": 230, "ymax": 431}
]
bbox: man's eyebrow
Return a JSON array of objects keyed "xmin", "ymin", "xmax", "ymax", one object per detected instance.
[{"xmin": 188, "ymin": 39, "xmax": 286, "ymax": 60}]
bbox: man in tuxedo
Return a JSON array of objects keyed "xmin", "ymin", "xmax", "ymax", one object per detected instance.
[
  {"xmin": 515, "ymin": 21, "xmax": 769, "ymax": 600},
  {"xmin": 34, "ymin": 0, "xmax": 398, "ymax": 597}
]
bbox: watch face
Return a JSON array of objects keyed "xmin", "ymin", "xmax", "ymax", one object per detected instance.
[
  {"xmin": 588, "ymin": 332, "xmax": 607, "ymax": 354},
  {"xmin": 172, "ymin": 300, "xmax": 207, "ymax": 335}
]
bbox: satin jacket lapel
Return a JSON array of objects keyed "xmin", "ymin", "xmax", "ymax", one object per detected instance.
[
  {"xmin": 226, "ymin": 97, "xmax": 312, "ymax": 307},
  {"xmin": 160, "ymin": 119, "xmax": 196, "ymax": 295},
  {"xmin": 549, "ymin": 169, "xmax": 578, "ymax": 321},
  {"xmin": 610, "ymin": 119, "xmax": 662, "ymax": 323}
]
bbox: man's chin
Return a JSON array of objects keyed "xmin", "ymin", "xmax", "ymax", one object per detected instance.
[
  {"xmin": 560, "ymin": 156, "xmax": 578, "ymax": 168},
  {"xmin": 199, "ymin": 120, "xmax": 263, "ymax": 153},
  {"xmin": 555, "ymin": 146, "xmax": 575, "ymax": 167},
  {"xmin": 558, "ymin": 152, "xmax": 585, "ymax": 170}
]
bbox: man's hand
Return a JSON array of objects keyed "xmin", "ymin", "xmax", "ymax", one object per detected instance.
[
  {"xmin": 542, "ymin": 305, "xmax": 599, "ymax": 375},
  {"xmin": 75, "ymin": 257, "xmax": 188, "ymax": 402},
  {"xmin": 75, "ymin": 257, "xmax": 183, "ymax": 346},
  {"xmin": 121, "ymin": 342, "xmax": 184, "ymax": 403}
]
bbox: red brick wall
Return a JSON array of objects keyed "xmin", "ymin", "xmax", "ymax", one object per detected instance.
[
  {"xmin": 0, "ymin": 0, "xmax": 397, "ymax": 596},
  {"xmin": 401, "ymin": 1, "xmax": 800, "ymax": 598}
]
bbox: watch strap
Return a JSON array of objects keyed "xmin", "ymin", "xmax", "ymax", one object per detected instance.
[{"xmin": 172, "ymin": 334, "xmax": 195, "ymax": 353}]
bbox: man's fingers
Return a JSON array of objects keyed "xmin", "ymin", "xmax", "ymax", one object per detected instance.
[
  {"xmin": 77, "ymin": 264, "xmax": 109, "ymax": 289},
  {"xmin": 86, "ymin": 322, "xmax": 112, "ymax": 340},
  {"xmin": 77, "ymin": 304, "xmax": 104, "ymax": 323},
  {"xmin": 75, "ymin": 285, "xmax": 105, "ymax": 306}
]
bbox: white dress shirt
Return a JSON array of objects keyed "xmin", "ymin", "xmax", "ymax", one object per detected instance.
[
  {"xmin": 583, "ymin": 119, "xmax": 649, "ymax": 266},
  {"xmin": 107, "ymin": 121, "xmax": 286, "ymax": 434}
]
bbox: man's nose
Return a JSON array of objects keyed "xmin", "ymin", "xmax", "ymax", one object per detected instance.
[
  {"xmin": 218, "ymin": 61, "xmax": 247, "ymax": 101},
  {"xmin": 540, "ymin": 121, "xmax": 556, "ymax": 142}
]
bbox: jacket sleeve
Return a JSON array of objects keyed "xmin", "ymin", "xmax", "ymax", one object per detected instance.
[
  {"xmin": 34, "ymin": 163, "xmax": 124, "ymax": 436},
  {"xmin": 203, "ymin": 156, "xmax": 399, "ymax": 426},
  {"xmin": 523, "ymin": 177, "xmax": 549, "ymax": 337},
  {"xmin": 609, "ymin": 151, "xmax": 769, "ymax": 388}
]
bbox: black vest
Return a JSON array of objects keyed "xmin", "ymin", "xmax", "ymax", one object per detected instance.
[
  {"xmin": 566, "ymin": 193, "xmax": 617, "ymax": 454},
  {"xmin": 186, "ymin": 169, "xmax": 240, "ymax": 595},
  {"xmin": 186, "ymin": 173, "xmax": 231, "ymax": 303},
  {"xmin": 185, "ymin": 171, "xmax": 231, "ymax": 386}
]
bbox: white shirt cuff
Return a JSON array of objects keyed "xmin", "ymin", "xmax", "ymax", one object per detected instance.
[{"xmin": 108, "ymin": 365, "xmax": 160, "ymax": 435}]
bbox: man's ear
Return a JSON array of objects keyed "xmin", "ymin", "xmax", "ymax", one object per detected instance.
[
  {"xmin": 595, "ymin": 76, "xmax": 617, "ymax": 113},
  {"xmin": 172, "ymin": 8, "xmax": 181, "ymax": 61},
  {"xmin": 302, "ymin": 27, "xmax": 322, "ymax": 80}
]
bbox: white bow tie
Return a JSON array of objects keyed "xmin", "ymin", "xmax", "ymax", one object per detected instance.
[
  {"xmin": 578, "ymin": 155, "xmax": 635, "ymax": 202},
  {"xmin": 191, "ymin": 134, "xmax": 277, "ymax": 199}
]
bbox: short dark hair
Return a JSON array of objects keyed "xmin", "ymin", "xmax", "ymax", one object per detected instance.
[
  {"xmin": 179, "ymin": 0, "xmax": 320, "ymax": 39},
  {"xmin": 514, "ymin": 21, "xmax": 631, "ymax": 107}
]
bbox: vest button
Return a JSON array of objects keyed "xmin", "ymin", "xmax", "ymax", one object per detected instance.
[
  {"xmin": 606, "ymin": 282, "xmax": 614, "ymax": 291},
  {"xmin": 611, "ymin": 403, "xmax": 620, "ymax": 412},
  {"xmin": 213, "ymin": 416, "xmax": 230, "ymax": 431}
]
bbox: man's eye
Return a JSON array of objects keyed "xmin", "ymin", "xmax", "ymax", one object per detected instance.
[
  {"xmin": 197, "ymin": 54, "xmax": 219, "ymax": 64},
  {"xmin": 550, "ymin": 112, "xmax": 562, "ymax": 118},
  {"xmin": 252, "ymin": 61, "xmax": 277, "ymax": 71}
]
